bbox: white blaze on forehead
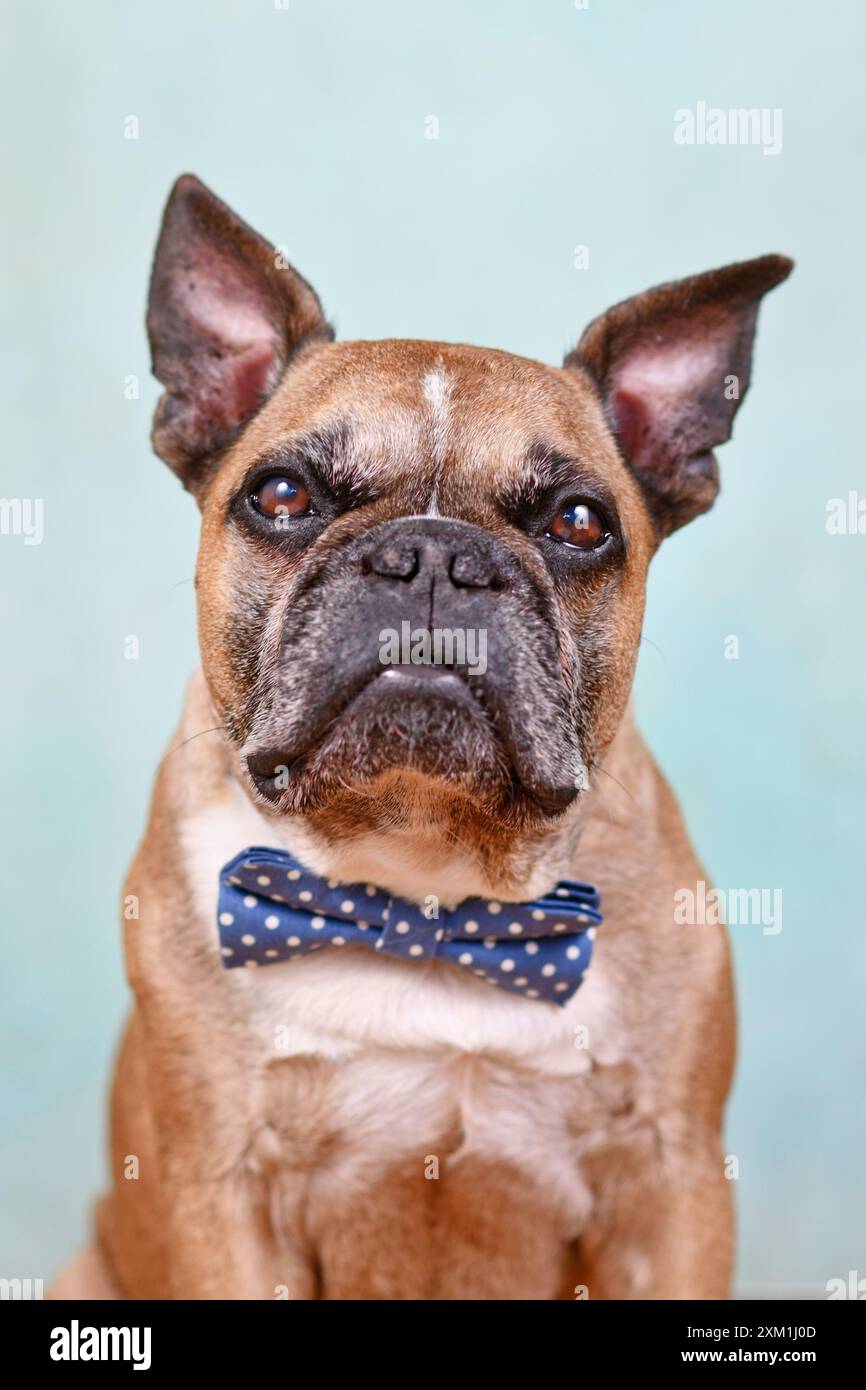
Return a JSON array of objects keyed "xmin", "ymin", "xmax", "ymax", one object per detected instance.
[
  {"xmin": 422, "ymin": 366, "xmax": 452, "ymax": 512},
  {"xmin": 423, "ymin": 365, "xmax": 451, "ymax": 415}
]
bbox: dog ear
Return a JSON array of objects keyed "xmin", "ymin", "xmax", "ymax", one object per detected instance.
[
  {"xmin": 147, "ymin": 174, "xmax": 332, "ymax": 487},
  {"xmin": 565, "ymin": 255, "xmax": 793, "ymax": 535}
]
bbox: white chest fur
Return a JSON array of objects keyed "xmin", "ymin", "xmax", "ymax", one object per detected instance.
[{"xmin": 181, "ymin": 790, "xmax": 630, "ymax": 1226}]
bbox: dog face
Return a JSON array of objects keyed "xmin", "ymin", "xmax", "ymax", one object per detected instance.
[
  {"xmin": 148, "ymin": 176, "xmax": 790, "ymax": 887},
  {"xmin": 196, "ymin": 339, "xmax": 653, "ymax": 836}
]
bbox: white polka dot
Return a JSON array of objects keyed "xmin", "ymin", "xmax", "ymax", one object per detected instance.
[
  {"xmin": 243, "ymin": 895, "xmax": 257, "ymax": 908},
  {"xmin": 474, "ymin": 968, "xmax": 485, "ymax": 976},
  {"xmin": 459, "ymin": 952, "xmax": 473, "ymax": 965},
  {"xmin": 228, "ymin": 876, "xmax": 241, "ymax": 886},
  {"xmin": 588, "ymin": 927, "xmax": 597, "ymax": 940},
  {"xmin": 566, "ymin": 945, "xmax": 581, "ymax": 960},
  {"xmin": 500, "ymin": 959, "xmax": 515, "ymax": 972},
  {"xmin": 265, "ymin": 949, "xmax": 279, "ymax": 959},
  {"xmin": 541, "ymin": 963, "xmax": 556, "ymax": 977},
  {"xmin": 527, "ymin": 988, "xmax": 539, "ymax": 998},
  {"xmin": 357, "ymin": 920, "xmax": 369, "ymax": 931},
  {"xmin": 287, "ymin": 935, "xmax": 301, "ymax": 947},
  {"xmin": 311, "ymin": 916, "xmax": 325, "ymax": 930},
  {"xmin": 341, "ymin": 900, "xmax": 355, "ymax": 913},
  {"xmin": 271, "ymin": 894, "xmax": 284, "ymax": 903},
  {"xmin": 327, "ymin": 879, "xmax": 338, "ymax": 889},
  {"xmin": 219, "ymin": 912, "xmax": 234, "ymax": 926},
  {"xmin": 332, "ymin": 936, "xmax": 345, "ymax": 946},
  {"xmin": 554, "ymin": 922, "xmax": 568, "ymax": 933},
  {"xmin": 257, "ymin": 875, "xmax": 271, "ymax": 886},
  {"xmin": 435, "ymin": 928, "xmax": 444, "ymax": 941},
  {"xmin": 365, "ymin": 885, "xmax": 377, "ymax": 897},
  {"xmin": 265, "ymin": 915, "xmax": 279, "ymax": 929},
  {"xmin": 286, "ymin": 869, "xmax": 301, "ymax": 880},
  {"xmin": 487, "ymin": 901, "xmax": 502, "ymax": 914},
  {"xmin": 555, "ymin": 982, "xmax": 569, "ymax": 992},
  {"xmin": 241, "ymin": 934, "xmax": 255, "ymax": 946},
  {"xmin": 221, "ymin": 946, "xmax": 234, "ymax": 957},
  {"xmin": 244, "ymin": 959, "xmax": 258, "ymax": 969},
  {"xmin": 515, "ymin": 976, "xmax": 528, "ymax": 986},
  {"xmin": 464, "ymin": 920, "xmax": 479, "ymax": 934},
  {"xmin": 532, "ymin": 909, "xmax": 546, "ymax": 921},
  {"xmin": 396, "ymin": 921, "xmax": 410, "ymax": 934},
  {"xmin": 555, "ymin": 888, "xmax": 569, "ymax": 897},
  {"xmin": 299, "ymin": 890, "xmax": 312, "ymax": 902},
  {"xmin": 409, "ymin": 944, "xmax": 424, "ymax": 957},
  {"xmin": 525, "ymin": 941, "xmax": 539, "ymax": 956},
  {"xmin": 486, "ymin": 978, "xmax": 499, "ymax": 986},
  {"xmin": 484, "ymin": 937, "xmax": 496, "ymax": 949},
  {"xmin": 508, "ymin": 922, "xmax": 523, "ymax": 935},
  {"xmin": 578, "ymin": 913, "xmax": 590, "ymax": 924}
]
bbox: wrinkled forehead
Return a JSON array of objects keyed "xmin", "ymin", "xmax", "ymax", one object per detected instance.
[{"xmin": 221, "ymin": 338, "xmax": 632, "ymax": 512}]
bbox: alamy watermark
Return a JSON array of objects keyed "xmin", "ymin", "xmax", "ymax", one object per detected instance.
[
  {"xmin": 0, "ymin": 1276, "xmax": 43, "ymax": 1299},
  {"xmin": 674, "ymin": 102, "xmax": 782, "ymax": 157},
  {"xmin": 826, "ymin": 1270, "xmax": 866, "ymax": 1299},
  {"xmin": 50, "ymin": 1321, "xmax": 152, "ymax": 1370},
  {"xmin": 826, "ymin": 491, "xmax": 866, "ymax": 535},
  {"xmin": 0, "ymin": 497, "xmax": 43, "ymax": 545},
  {"xmin": 674, "ymin": 880, "xmax": 782, "ymax": 936},
  {"xmin": 379, "ymin": 621, "xmax": 487, "ymax": 676}
]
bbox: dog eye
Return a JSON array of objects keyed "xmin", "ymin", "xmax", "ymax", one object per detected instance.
[
  {"xmin": 547, "ymin": 502, "xmax": 608, "ymax": 550},
  {"xmin": 251, "ymin": 475, "xmax": 312, "ymax": 520}
]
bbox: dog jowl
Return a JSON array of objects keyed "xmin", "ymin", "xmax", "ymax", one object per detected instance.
[{"xmin": 147, "ymin": 174, "xmax": 790, "ymax": 891}]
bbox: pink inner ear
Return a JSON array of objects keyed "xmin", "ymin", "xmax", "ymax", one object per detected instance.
[
  {"xmin": 173, "ymin": 244, "xmax": 284, "ymax": 433},
  {"xmin": 608, "ymin": 333, "xmax": 725, "ymax": 468},
  {"xmin": 610, "ymin": 387, "xmax": 651, "ymax": 463},
  {"xmin": 222, "ymin": 342, "xmax": 277, "ymax": 429}
]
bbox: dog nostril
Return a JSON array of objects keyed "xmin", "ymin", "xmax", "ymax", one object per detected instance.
[
  {"xmin": 449, "ymin": 551, "xmax": 500, "ymax": 589},
  {"xmin": 247, "ymin": 749, "xmax": 294, "ymax": 781},
  {"xmin": 365, "ymin": 542, "xmax": 419, "ymax": 581}
]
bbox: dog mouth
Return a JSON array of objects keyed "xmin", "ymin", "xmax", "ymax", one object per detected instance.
[{"xmin": 245, "ymin": 661, "xmax": 578, "ymax": 819}]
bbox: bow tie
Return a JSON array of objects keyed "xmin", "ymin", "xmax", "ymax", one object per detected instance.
[{"xmin": 217, "ymin": 847, "xmax": 602, "ymax": 1006}]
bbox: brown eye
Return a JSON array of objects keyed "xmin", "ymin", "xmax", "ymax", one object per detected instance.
[
  {"xmin": 252, "ymin": 475, "xmax": 312, "ymax": 520},
  {"xmin": 547, "ymin": 502, "xmax": 608, "ymax": 549}
]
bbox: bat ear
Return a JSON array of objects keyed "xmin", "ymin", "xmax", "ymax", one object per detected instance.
[
  {"xmin": 147, "ymin": 174, "xmax": 332, "ymax": 489},
  {"xmin": 565, "ymin": 255, "xmax": 793, "ymax": 536}
]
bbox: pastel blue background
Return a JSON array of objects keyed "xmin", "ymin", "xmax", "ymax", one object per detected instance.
[{"xmin": 2, "ymin": 0, "xmax": 863, "ymax": 1295}]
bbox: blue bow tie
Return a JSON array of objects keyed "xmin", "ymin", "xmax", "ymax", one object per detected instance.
[{"xmin": 217, "ymin": 848, "xmax": 602, "ymax": 1006}]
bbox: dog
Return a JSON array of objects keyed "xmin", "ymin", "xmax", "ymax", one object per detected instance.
[{"xmin": 51, "ymin": 175, "xmax": 791, "ymax": 1300}]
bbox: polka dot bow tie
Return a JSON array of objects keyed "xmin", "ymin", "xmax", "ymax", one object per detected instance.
[{"xmin": 217, "ymin": 847, "xmax": 602, "ymax": 1006}]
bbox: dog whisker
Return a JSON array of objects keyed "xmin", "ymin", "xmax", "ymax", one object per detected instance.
[
  {"xmin": 589, "ymin": 759, "xmax": 637, "ymax": 805},
  {"xmin": 163, "ymin": 725, "xmax": 227, "ymax": 760}
]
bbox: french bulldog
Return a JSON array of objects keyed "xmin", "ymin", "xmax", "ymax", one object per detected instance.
[{"xmin": 51, "ymin": 175, "xmax": 791, "ymax": 1300}]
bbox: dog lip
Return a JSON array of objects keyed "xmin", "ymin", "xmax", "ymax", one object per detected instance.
[
  {"xmin": 245, "ymin": 662, "xmax": 579, "ymax": 818},
  {"xmin": 376, "ymin": 664, "xmax": 472, "ymax": 692},
  {"xmin": 364, "ymin": 662, "xmax": 482, "ymax": 714},
  {"xmin": 245, "ymin": 664, "xmax": 477, "ymax": 785}
]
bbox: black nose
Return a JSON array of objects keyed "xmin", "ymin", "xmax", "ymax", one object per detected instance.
[{"xmin": 361, "ymin": 519, "xmax": 507, "ymax": 591}]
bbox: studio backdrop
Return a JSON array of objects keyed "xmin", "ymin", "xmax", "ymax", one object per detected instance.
[{"xmin": 1, "ymin": 0, "xmax": 863, "ymax": 1296}]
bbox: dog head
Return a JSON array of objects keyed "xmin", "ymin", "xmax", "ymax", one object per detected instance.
[{"xmin": 147, "ymin": 175, "xmax": 791, "ymax": 894}]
